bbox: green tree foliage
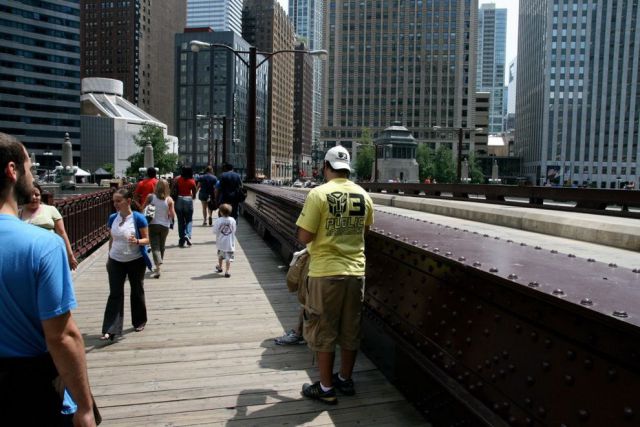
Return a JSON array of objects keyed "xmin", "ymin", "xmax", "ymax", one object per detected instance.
[
  {"xmin": 354, "ymin": 128, "xmax": 374, "ymax": 181},
  {"xmin": 100, "ymin": 163, "xmax": 114, "ymax": 175},
  {"xmin": 432, "ymin": 146, "xmax": 456, "ymax": 183},
  {"xmin": 467, "ymin": 153, "xmax": 485, "ymax": 184},
  {"xmin": 127, "ymin": 124, "xmax": 177, "ymax": 176},
  {"xmin": 416, "ymin": 143, "xmax": 435, "ymax": 181}
]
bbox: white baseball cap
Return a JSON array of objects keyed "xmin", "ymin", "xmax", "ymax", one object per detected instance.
[{"xmin": 324, "ymin": 145, "xmax": 351, "ymax": 171}]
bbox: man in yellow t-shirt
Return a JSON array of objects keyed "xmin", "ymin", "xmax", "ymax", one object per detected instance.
[{"xmin": 296, "ymin": 145, "xmax": 374, "ymax": 405}]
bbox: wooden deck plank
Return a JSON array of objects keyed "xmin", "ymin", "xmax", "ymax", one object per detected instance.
[{"xmin": 72, "ymin": 209, "xmax": 427, "ymax": 426}]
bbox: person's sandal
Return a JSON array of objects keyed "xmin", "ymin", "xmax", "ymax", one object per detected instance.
[
  {"xmin": 100, "ymin": 333, "xmax": 115, "ymax": 342},
  {"xmin": 134, "ymin": 325, "xmax": 145, "ymax": 332}
]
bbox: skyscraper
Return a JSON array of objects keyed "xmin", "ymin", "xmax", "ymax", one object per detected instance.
[
  {"xmin": 0, "ymin": 0, "xmax": 81, "ymax": 166},
  {"xmin": 81, "ymin": 0, "xmax": 186, "ymax": 133},
  {"xmin": 477, "ymin": 3, "xmax": 507, "ymax": 134},
  {"xmin": 517, "ymin": 0, "xmax": 639, "ymax": 188},
  {"xmin": 505, "ymin": 57, "xmax": 516, "ymax": 132},
  {"xmin": 187, "ymin": 0, "xmax": 243, "ymax": 36},
  {"xmin": 322, "ymin": 0, "xmax": 479, "ymax": 159},
  {"xmin": 243, "ymin": 0, "xmax": 296, "ymax": 181},
  {"xmin": 174, "ymin": 30, "xmax": 269, "ymax": 177},
  {"xmin": 288, "ymin": 0, "xmax": 324, "ymax": 147},
  {"xmin": 293, "ymin": 41, "xmax": 314, "ymax": 180}
]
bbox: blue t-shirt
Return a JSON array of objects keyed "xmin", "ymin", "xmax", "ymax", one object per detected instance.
[
  {"xmin": 216, "ymin": 170, "xmax": 242, "ymax": 204},
  {"xmin": 0, "ymin": 214, "xmax": 78, "ymax": 413},
  {"xmin": 198, "ymin": 173, "xmax": 217, "ymax": 199}
]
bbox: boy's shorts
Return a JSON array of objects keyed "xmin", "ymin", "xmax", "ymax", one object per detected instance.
[
  {"xmin": 217, "ymin": 250, "xmax": 235, "ymax": 262},
  {"xmin": 302, "ymin": 275, "xmax": 365, "ymax": 352}
]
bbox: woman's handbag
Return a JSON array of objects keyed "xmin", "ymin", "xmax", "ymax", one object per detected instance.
[
  {"xmin": 286, "ymin": 248, "xmax": 310, "ymax": 293},
  {"xmin": 143, "ymin": 203, "xmax": 155, "ymax": 223}
]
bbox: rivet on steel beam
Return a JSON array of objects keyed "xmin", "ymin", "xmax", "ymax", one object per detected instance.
[
  {"xmin": 538, "ymin": 407, "xmax": 546, "ymax": 417},
  {"xmin": 528, "ymin": 281, "xmax": 540, "ymax": 288},
  {"xmin": 623, "ymin": 407, "xmax": 634, "ymax": 419},
  {"xmin": 422, "ymin": 244, "xmax": 429, "ymax": 248},
  {"xmin": 588, "ymin": 258, "xmax": 596, "ymax": 262},
  {"xmin": 488, "ymin": 267, "xmax": 499, "ymax": 273},
  {"xmin": 466, "ymin": 337, "xmax": 472, "ymax": 344},
  {"xmin": 551, "ymin": 249, "xmax": 558, "ymax": 254},
  {"xmin": 564, "ymin": 375, "xmax": 574, "ymax": 386},
  {"xmin": 515, "ymin": 324, "xmax": 522, "ymax": 333},
  {"xmin": 433, "ymin": 248, "xmax": 440, "ymax": 252},
  {"xmin": 578, "ymin": 409, "xmax": 589, "ymax": 420},
  {"xmin": 473, "ymin": 231, "xmax": 478, "ymax": 234},
  {"xmin": 580, "ymin": 298, "xmax": 594, "ymax": 306},
  {"xmin": 463, "ymin": 229, "xmax": 468, "ymax": 232},
  {"xmin": 544, "ymin": 339, "xmax": 553, "ymax": 349},
  {"xmin": 531, "ymin": 332, "xmax": 539, "ymax": 341},
  {"xmin": 458, "ymin": 256, "xmax": 466, "ymax": 261},
  {"xmin": 412, "ymin": 240, "xmax": 419, "ymax": 245},
  {"xmin": 499, "ymin": 369, "xmax": 506, "ymax": 378},
  {"xmin": 633, "ymin": 268, "xmax": 640, "ymax": 273},
  {"xmin": 483, "ymin": 234, "xmax": 490, "ymax": 237},
  {"xmin": 508, "ymin": 273, "xmax": 518, "ymax": 280},
  {"xmin": 525, "ymin": 418, "xmax": 533, "ymax": 426},
  {"xmin": 394, "ymin": 234, "xmax": 399, "ymax": 238},
  {"xmin": 534, "ymin": 246, "xmax": 542, "ymax": 250},
  {"xmin": 451, "ymin": 328, "xmax": 457, "ymax": 335},
  {"xmin": 520, "ymin": 242, "xmax": 527, "ymax": 246},
  {"xmin": 613, "ymin": 310, "xmax": 628, "ymax": 318},
  {"xmin": 476, "ymin": 305, "xmax": 483, "ymax": 312},
  {"xmin": 566, "ymin": 350, "xmax": 576, "ymax": 361},
  {"xmin": 609, "ymin": 263, "xmax": 617, "ymax": 268},
  {"xmin": 508, "ymin": 364, "xmax": 515, "ymax": 372},
  {"xmin": 494, "ymin": 314, "xmax": 501, "ymax": 322},
  {"xmin": 473, "ymin": 261, "xmax": 482, "ymax": 267},
  {"xmin": 445, "ymin": 251, "xmax": 452, "ymax": 256},
  {"xmin": 506, "ymin": 239, "xmax": 513, "ymax": 243},
  {"xmin": 584, "ymin": 359, "xmax": 593, "ymax": 370},
  {"xmin": 494, "ymin": 236, "xmax": 500, "ymax": 240},
  {"xmin": 483, "ymin": 329, "xmax": 490, "ymax": 336},
  {"xmin": 403, "ymin": 237, "xmax": 408, "ymax": 242},
  {"xmin": 552, "ymin": 289, "xmax": 565, "ymax": 296},
  {"xmin": 524, "ymin": 397, "xmax": 532, "ymax": 406},
  {"xmin": 608, "ymin": 369, "xmax": 618, "ymax": 381},
  {"xmin": 526, "ymin": 376, "xmax": 535, "ymax": 386},
  {"xmin": 387, "ymin": 232, "xmax": 392, "ymax": 236}
]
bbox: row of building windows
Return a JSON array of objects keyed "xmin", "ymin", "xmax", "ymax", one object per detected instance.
[{"xmin": 0, "ymin": 5, "xmax": 79, "ymax": 27}]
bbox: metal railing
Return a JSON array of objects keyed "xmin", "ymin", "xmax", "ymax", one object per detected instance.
[
  {"xmin": 50, "ymin": 185, "xmax": 133, "ymax": 258},
  {"xmin": 357, "ymin": 183, "xmax": 640, "ymax": 218}
]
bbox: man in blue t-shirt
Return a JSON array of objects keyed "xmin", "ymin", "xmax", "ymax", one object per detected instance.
[
  {"xmin": 197, "ymin": 165, "xmax": 217, "ymax": 226},
  {"xmin": 0, "ymin": 133, "xmax": 96, "ymax": 426},
  {"xmin": 215, "ymin": 163, "xmax": 243, "ymax": 221}
]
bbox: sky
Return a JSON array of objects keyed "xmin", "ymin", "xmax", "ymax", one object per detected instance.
[{"xmin": 277, "ymin": 0, "xmax": 518, "ymax": 79}]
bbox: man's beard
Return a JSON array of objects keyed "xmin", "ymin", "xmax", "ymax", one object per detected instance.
[{"xmin": 14, "ymin": 172, "xmax": 33, "ymax": 206}]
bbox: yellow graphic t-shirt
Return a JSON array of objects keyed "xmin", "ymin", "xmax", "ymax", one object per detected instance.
[{"xmin": 295, "ymin": 178, "xmax": 374, "ymax": 277}]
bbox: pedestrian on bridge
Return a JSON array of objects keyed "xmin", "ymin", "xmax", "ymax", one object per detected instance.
[
  {"xmin": 215, "ymin": 163, "xmax": 243, "ymax": 222},
  {"xmin": 197, "ymin": 165, "xmax": 217, "ymax": 226},
  {"xmin": 101, "ymin": 188, "xmax": 151, "ymax": 341},
  {"xmin": 296, "ymin": 145, "xmax": 374, "ymax": 405},
  {"xmin": 19, "ymin": 181, "xmax": 78, "ymax": 270},
  {"xmin": 0, "ymin": 133, "xmax": 97, "ymax": 426},
  {"xmin": 174, "ymin": 166, "xmax": 197, "ymax": 248},
  {"xmin": 142, "ymin": 179, "xmax": 175, "ymax": 278}
]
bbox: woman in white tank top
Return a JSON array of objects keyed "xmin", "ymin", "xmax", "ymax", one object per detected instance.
[{"xmin": 142, "ymin": 179, "xmax": 176, "ymax": 278}]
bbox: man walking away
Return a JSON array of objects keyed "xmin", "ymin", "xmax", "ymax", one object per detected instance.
[
  {"xmin": 197, "ymin": 165, "xmax": 217, "ymax": 226},
  {"xmin": 215, "ymin": 163, "xmax": 243, "ymax": 221},
  {"xmin": 296, "ymin": 145, "xmax": 374, "ymax": 405},
  {"xmin": 134, "ymin": 167, "xmax": 158, "ymax": 208},
  {"xmin": 0, "ymin": 133, "xmax": 96, "ymax": 425}
]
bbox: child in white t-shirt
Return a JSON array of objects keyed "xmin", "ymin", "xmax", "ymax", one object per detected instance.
[{"xmin": 213, "ymin": 203, "xmax": 236, "ymax": 277}]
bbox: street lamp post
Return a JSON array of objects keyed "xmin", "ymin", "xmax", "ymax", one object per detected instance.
[
  {"xmin": 196, "ymin": 114, "xmax": 226, "ymax": 174},
  {"xmin": 190, "ymin": 40, "xmax": 327, "ymax": 182},
  {"xmin": 432, "ymin": 126, "xmax": 483, "ymax": 182}
]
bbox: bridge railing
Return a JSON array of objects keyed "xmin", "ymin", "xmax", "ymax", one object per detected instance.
[
  {"xmin": 357, "ymin": 183, "xmax": 640, "ymax": 218},
  {"xmin": 47, "ymin": 184, "xmax": 133, "ymax": 258},
  {"xmin": 242, "ymin": 184, "xmax": 640, "ymax": 426}
]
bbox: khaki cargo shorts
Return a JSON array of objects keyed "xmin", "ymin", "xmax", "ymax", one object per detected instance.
[{"xmin": 302, "ymin": 275, "xmax": 365, "ymax": 353}]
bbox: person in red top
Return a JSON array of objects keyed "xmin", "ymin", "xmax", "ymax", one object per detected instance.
[
  {"xmin": 173, "ymin": 166, "xmax": 197, "ymax": 247},
  {"xmin": 134, "ymin": 167, "xmax": 158, "ymax": 208}
]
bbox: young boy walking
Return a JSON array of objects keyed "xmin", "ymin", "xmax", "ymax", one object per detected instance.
[{"xmin": 213, "ymin": 203, "xmax": 236, "ymax": 277}]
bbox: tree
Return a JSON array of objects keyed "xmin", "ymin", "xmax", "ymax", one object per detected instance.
[
  {"xmin": 433, "ymin": 145, "xmax": 456, "ymax": 183},
  {"xmin": 127, "ymin": 124, "xmax": 178, "ymax": 176},
  {"xmin": 100, "ymin": 163, "xmax": 114, "ymax": 175},
  {"xmin": 354, "ymin": 128, "xmax": 374, "ymax": 181},
  {"xmin": 467, "ymin": 153, "xmax": 485, "ymax": 184},
  {"xmin": 416, "ymin": 143, "xmax": 435, "ymax": 181}
]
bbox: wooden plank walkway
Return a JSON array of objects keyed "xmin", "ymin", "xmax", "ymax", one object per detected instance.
[{"xmin": 72, "ymin": 208, "xmax": 427, "ymax": 426}]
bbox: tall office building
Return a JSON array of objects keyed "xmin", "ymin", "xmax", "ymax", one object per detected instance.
[
  {"xmin": 517, "ymin": 0, "xmax": 640, "ymax": 188},
  {"xmin": 504, "ymin": 57, "xmax": 516, "ymax": 132},
  {"xmin": 288, "ymin": 0, "xmax": 324, "ymax": 148},
  {"xmin": 0, "ymin": 0, "xmax": 81, "ymax": 167},
  {"xmin": 175, "ymin": 30, "xmax": 269, "ymax": 177},
  {"xmin": 243, "ymin": 0, "xmax": 296, "ymax": 181},
  {"xmin": 293, "ymin": 41, "xmax": 314, "ymax": 180},
  {"xmin": 322, "ymin": 0, "xmax": 479, "ymax": 159},
  {"xmin": 81, "ymin": 0, "xmax": 186, "ymax": 133},
  {"xmin": 187, "ymin": 0, "xmax": 243, "ymax": 36},
  {"xmin": 477, "ymin": 3, "xmax": 507, "ymax": 134}
]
